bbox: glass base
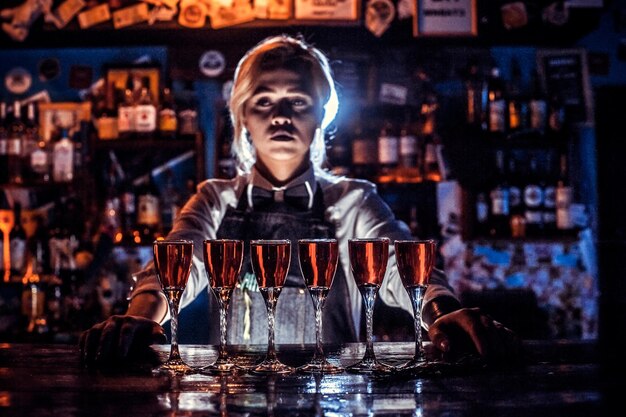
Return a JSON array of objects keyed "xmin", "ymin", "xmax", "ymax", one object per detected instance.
[
  {"xmin": 394, "ymin": 357, "xmax": 449, "ymax": 377},
  {"xmin": 153, "ymin": 358, "xmax": 196, "ymax": 375},
  {"xmin": 200, "ymin": 359, "xmax": 242, "ymax": 375},
  {"xmin": 249, "ymin": 358, "xmax": 294, "ymax": 375},
  {"xmin": 297, "ymin": 359, "xmax": 344, "ymax": 374},
  {"xmin": 346, "ymin": 357, "xmax": 394, "ymax": 375}
]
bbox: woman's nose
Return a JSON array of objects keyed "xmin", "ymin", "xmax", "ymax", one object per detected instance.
[{"xmin": 271, "ymin": 100, "xmax": 293, "ymax": 125}]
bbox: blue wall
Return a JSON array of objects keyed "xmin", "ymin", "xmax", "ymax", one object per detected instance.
[{"xmin": 0, "ymin": 46, "xmax": 168, "ymax": 101}]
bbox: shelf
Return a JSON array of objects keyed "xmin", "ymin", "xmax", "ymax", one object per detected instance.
[{"xmin": 92, "ymin": 136, "xmax": 198, "ymax": 151}]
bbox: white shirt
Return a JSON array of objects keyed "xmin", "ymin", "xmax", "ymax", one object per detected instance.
[{"xmin": 132, "ymin": 169, "xmax": 456, "ymax": 337}]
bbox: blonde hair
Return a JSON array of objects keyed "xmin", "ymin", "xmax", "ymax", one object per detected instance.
[{"xmin": 229, "ymin": 35, "xmax": 339, "ymax": 175}]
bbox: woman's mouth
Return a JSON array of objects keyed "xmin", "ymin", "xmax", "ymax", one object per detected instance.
[{"xmin": 270, "ymin": 134, "xmax": 294, "ymax": 141}]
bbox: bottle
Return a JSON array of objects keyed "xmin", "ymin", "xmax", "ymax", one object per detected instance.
[
  {"xmin": 178, "ymin": 80, "xmax": 199, "ymax": 140},
  {"xmin": 423, "ymin": 137, "xmax": 442, "ymax": 182},
  {"xmin": 487, "ymin": 66, "xmax": 507, "ymax": 136},
  {"xmin": 134, "ymin": 77, "xmax": 157, "ymax": 138},
  {"xmin": 27, "ymin": 214, "xmax": 50, "ymax": 276},
  {"xmin": 474, "ymin": 192, "xmax": 490, "ymax": 237},
  {"xmin": 464, "ymin": 59, "xmax": 487, "ymax": 129},
  {"xmin": 397, "ymin": 121, "xmax": 421, "ymax": 183},
  {"xmin": 556, "ymin": 153, "xmax": 574, "ymax": 235},
  {"xmin": 488, "ymin": 150, "xmax": 510, "ymax": 238},
  {"xmin": 117, "ymin": 83, "xmax": 136, "ymax": 140},
  {"xmin": 408, "ymin": 205, "xmax": 420, "ymax": 237},
  {"xmin": 22, "ymin": 102, "xmax": 39, "ymax": 182},
  {"xmin": 547, "ymin": 93, "xmax": 565, "ymax": 136},
  {"xmin": 135, "ymin": 174, "xmax": 161, "ymax": 244},
  {"xmin": 120, "ymin": 178, "xmax": 138, "ymax": 245},
  {"xmin": 7, "ymin": 101, "xmax": 25, "ymax": 184},
  {"xmin": 10, "ymin": 202, "xmax": 27, "ymax": 279},
  {"xmin": 95, "ymin": 82, "xmax": 119, "ymax": 140},
  {"xmin": 52, "ymin": 128, "xmax": 74, "ymax": 183},
  {"xmin": 542, "ymin": 153, "xmax": 557, "ymax": 236},
  {"xmin": 160, "ymin": 170, "xmax": 180, "ymax": 234},
  {"xmin": 351, "ymin": 126, "xmax": 377, "ymax": 181},
  {"xmin": 328, "ymin": 136, "xmax": 351, "ymax": 177},
  {"xmin": 72, "ymin": 121, "xmax": 89, "ymax": 177},
  {"xmin": 507, "ymin": 154, "xmax": 525, "ymax": 238},
  {"xmin": 506, "ymin": 58, "xmax": 527, "ymax": 133},
  {"xmin": 0, "ymin": 102, "xmax": 9, "ymax": 184},
  {"xmin": 215, "ymin": 107, "xmax": 237, "ymax": 179},
  {"xmin": 158, "ymin": 86, "xmax": 178, "ymax": 140},
  {"xmin": 376, "ymin": 121, "xmax": 398, "ymax": 183},
  {"xmin": 523, "ymin": 157, "xmax": 545, "ymax": 237},
  {"xmin": 529, "ymin": 69, "xmax": 548, "ymax": 133}
]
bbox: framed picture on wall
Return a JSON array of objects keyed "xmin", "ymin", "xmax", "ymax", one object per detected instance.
[
  {"xmin": 413, "ymin": 0, "xmax": 477, "ymax": 37},
  {"xmin": 38, "ymin": 101, "xmax": 92, "ymax": 142},
  {"xmin": 536, "ymin": 48, "xmax": 594, "ymax": 126},
  {"xmin": 105, "ymin": 65, "xmax": 160, "ymax": 106},
  {"xmin": 294, "ymin": 0, "xmax": 360, "ymax": 20}
]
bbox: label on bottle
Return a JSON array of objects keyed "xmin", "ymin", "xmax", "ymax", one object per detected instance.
[
  {"xmin": 524, "ymin": 184, "xmax": 544, "ymax": 208},
  {"xmin": 476, "ymin": 196, "xmax": 488, "ymax": 223},
  {"xmin": 489, "ymin": 100, "xmax": 506, "ymax": 132},
  {"xmin": 158, "ymin": 108, "xmax": 178, "ymax": 134},
  {"xmin": 53, "ymin": 139, "xmax": 74, "ymax": 182},
  {"xmin": 508, "ymin": 101, "xmax": 522, "ymax": 130},
  {"xmin": 118, "ymin": 105, "xmax": 135, "ymax": 133},
  {"xmin": 399, "ymin": 134, "xmax": 417, "ymax": 159},
  {"xmin": 378, "ymin": 135, "xmax": 398, "ymax": 164},
  {"xmin": 0, "ymin": 138, "xmax": 7, "ymax": 154},
  {"xmin": 7, "ymin": 138, "xmax": 21, "ymax": 155},
  {"xmin": 543, "ymin": 210, "xmax": 556, "ymax": 225},
  {"xmin": 10, "ymin": 238, "xmax": 26, "ymax": 272},
  {"xmin": 509, "ymin": 186, "xmax": 522, "ymax": 210},
  {"xmin": 122, "ymin": 192, "xmax": 136, "ymax": 215},
  {"xmin": 352, "ymin": 138, "xmax": 376, "ymax": 165},
  {"xmin": 556, "ymin": 186, "xmax": 573, "ymax": 229},
  {"xmin": 529, "ymin": 99, "xmax": 547, "ymax": 130},
  {"xmin": 97, "ymin": 115, "xmax": 119, "ymax": 140},
  {"xmin": 137, "ymin": 194, "xmax": 159, "ymax": 226},
  {"xmin": 490, "ymin": 187, "xmax": 510, "ymax": 215},
  {"xmin": 525, "ymin": 209, "xmax": 543, "ymax": 225},
  {"xmin": 135, "ymin": 104, "xmax": 156, "ymax": 133},
  {"xmin": 544, "ymin": 185, "xmax": 556, "ymax": 209},
  {"xmin": 178, "ymin": 109, "xmax": 198, "ymax": 135},
  {"xmin": 31, "ymin": 148, "xmax": 48, "ymax": 174}
]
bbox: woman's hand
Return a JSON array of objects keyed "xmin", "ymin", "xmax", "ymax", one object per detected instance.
[
  {"xmin": 427, "ymin": 307, "xmax": 524, "ymax": 365},
  {"xmin": 79, "ymin": 315, "xmax": 167, "ymax": 365}
]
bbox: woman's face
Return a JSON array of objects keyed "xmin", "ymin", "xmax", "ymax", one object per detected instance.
[{"xmin": 243, "ymin": 68, "xmax": 323, "ymax": 171}]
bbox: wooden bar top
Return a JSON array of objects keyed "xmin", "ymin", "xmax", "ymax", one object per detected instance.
[{"xmin": 0, "ymin": 340, "xmax": 602, "ymax": 416}]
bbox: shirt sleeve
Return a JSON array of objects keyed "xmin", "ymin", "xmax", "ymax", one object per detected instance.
[
  {"xmin": 348, "ymin": 181, "xmax": 459, "ymax": 319},
  {"xmin": 129, "ymin": 178, "xmax": 236, "ymax": 323}
]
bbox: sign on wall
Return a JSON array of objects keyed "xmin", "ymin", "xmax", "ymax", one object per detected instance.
[{"xmin": 413, "ymin": 0, "xmax": 477, "ymax": 37}]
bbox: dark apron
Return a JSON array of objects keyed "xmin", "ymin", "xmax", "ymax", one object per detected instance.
[{"xmin": 209, "ymin": 185, "xmax": 356, "ymax": 345}]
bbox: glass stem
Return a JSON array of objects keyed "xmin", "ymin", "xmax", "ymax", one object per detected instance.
[
  {"xmin": 361, "ymin": 285, "xmax": 378, "ymax": 362},
  {"xmin": 312, "ymin": 291, "xmax": 325, "ymax": 361},
  {"xmin": 265, "ymin": 288, "xmax": 279, "ymax": 362},
  {"xmin": 409, "ymin": 286, "xmax": 427, "ymax": 360},
  {"xmin": 168, "ymin": 292, "xmax": 183, "ymax": 361},
  {"xmin": 218, "ymin": 295, "xmax": 230, "ymax": 360}
]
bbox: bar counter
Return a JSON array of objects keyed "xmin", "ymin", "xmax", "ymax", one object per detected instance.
[{"xmin": 0, "ymin": 340, "xmax": 602, "ymax": 416}]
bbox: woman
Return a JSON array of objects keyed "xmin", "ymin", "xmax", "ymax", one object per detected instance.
[{"xmin": 80, "ymin": 34, "xmax": 521, "ymax": 364}]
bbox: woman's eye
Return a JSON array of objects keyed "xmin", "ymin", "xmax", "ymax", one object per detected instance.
[
  {"xmin": 291, "ymin": 98, "xmax": 309, "ymax": 107},
  {"xmin": 255, "ymin": 97, "xmax": 272, "ymax": 107}
]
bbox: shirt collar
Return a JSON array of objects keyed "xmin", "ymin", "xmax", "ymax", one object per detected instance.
[{"xmin": 247, "ymin": 164, "xmax": 316, "ymax": 209}]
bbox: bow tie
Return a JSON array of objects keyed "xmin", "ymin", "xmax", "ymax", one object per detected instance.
[{"xmin": 249, "ymin": 183, "xmax": 313, "ymax": 211}]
